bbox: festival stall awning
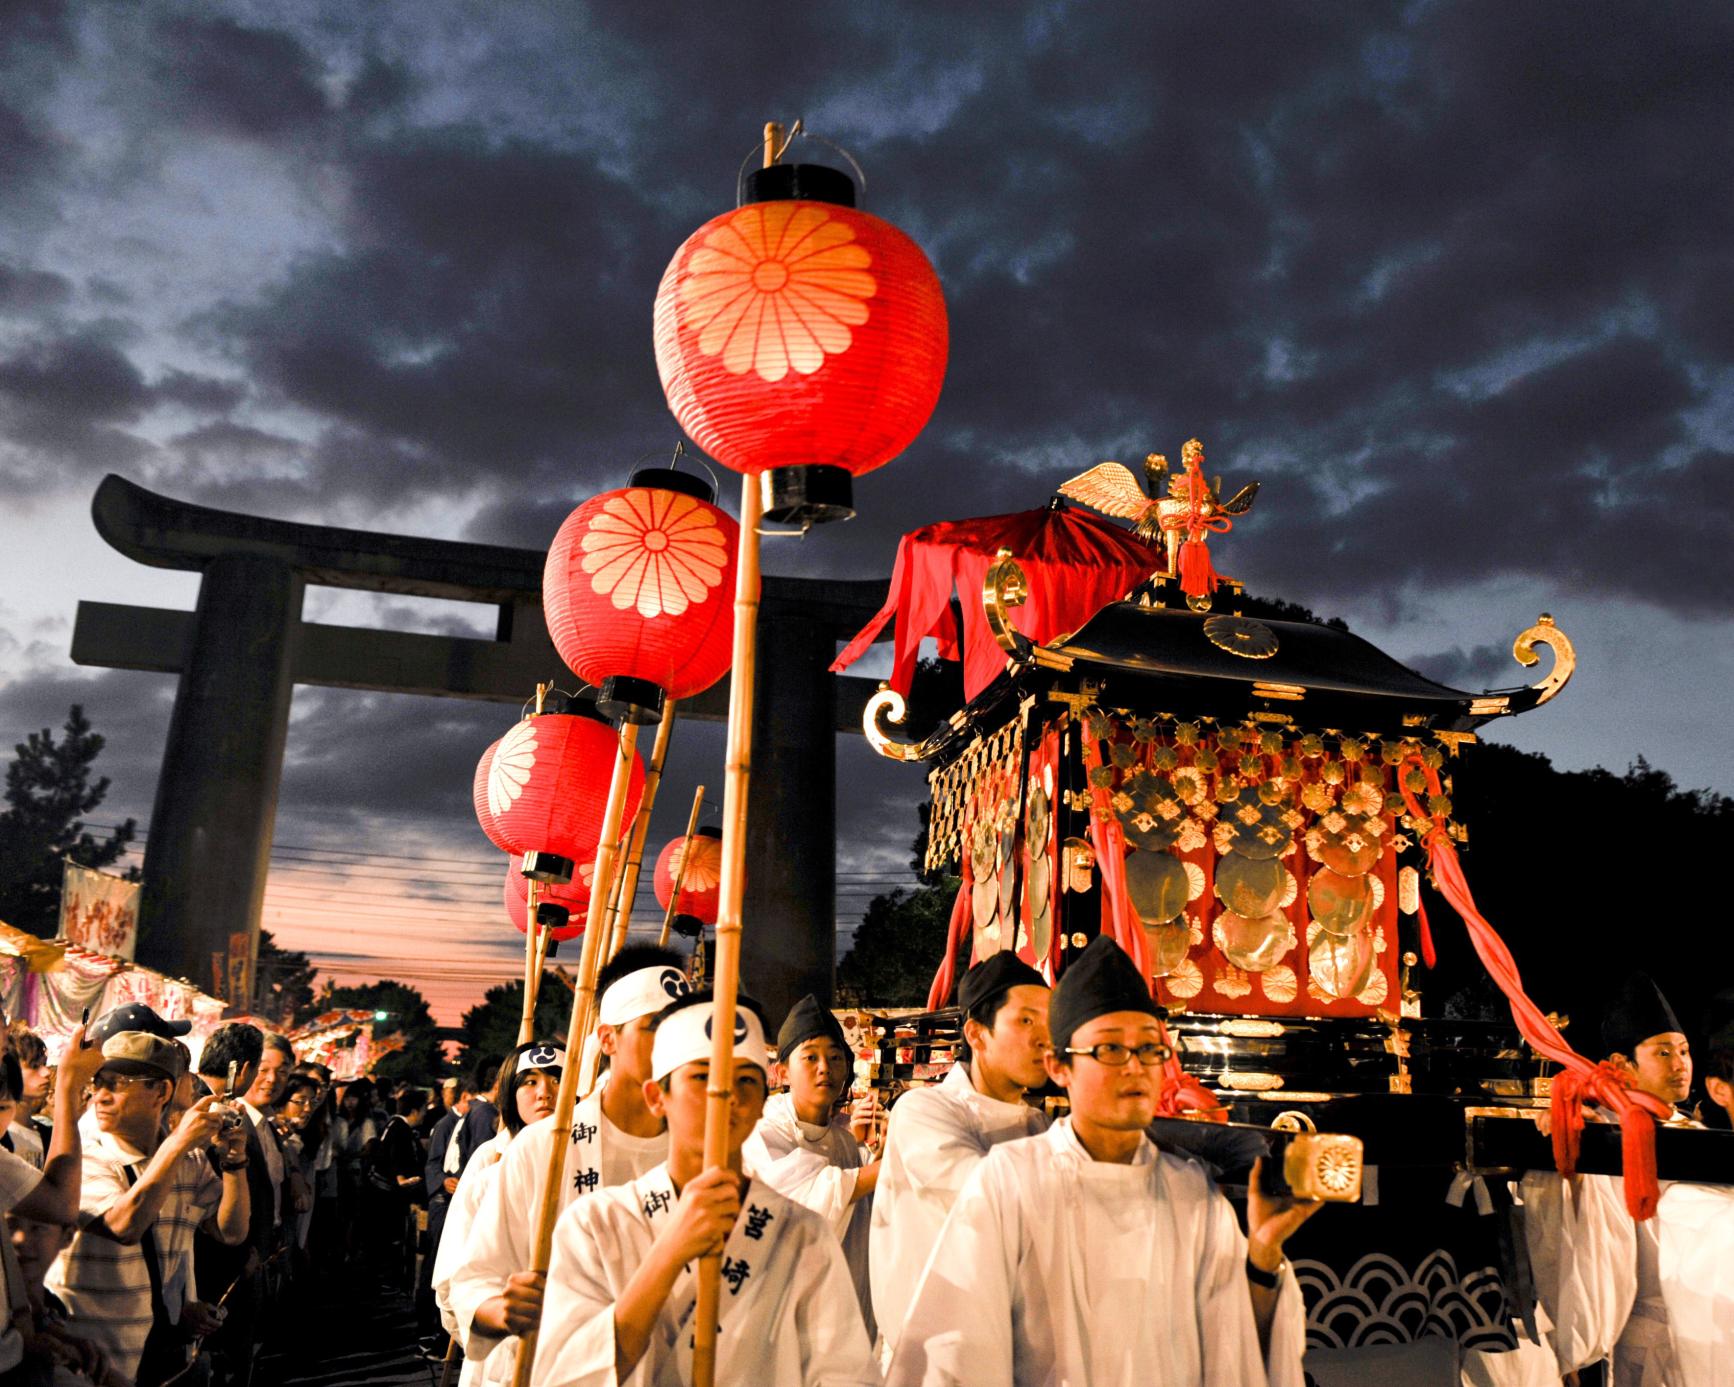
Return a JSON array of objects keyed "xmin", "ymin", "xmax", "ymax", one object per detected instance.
[{"xmin": 0, "ymin": 919, "xmax": 226, "ymax": 1059}]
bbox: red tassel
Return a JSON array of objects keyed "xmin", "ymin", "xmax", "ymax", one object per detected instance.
[
  {"xmin": 1177, "ymin": 538, "xmax": 1217, "ymax": 597},
  {"xmin": 1414, "ymin": 893, "xmax": 1437, "ymax": 969},
  {"xmin": 1620, "ymin": 1110, "xmax": 1660, "ymax": 1220}
]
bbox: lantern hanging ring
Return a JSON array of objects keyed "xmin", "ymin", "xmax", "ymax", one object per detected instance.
[
  {"xmin": 517, "ymin": 684, "xmax": 589, "ymax": 721},
  {"xmin": 732, "ymin": 121, "xmax": 868, "ymax": 207}
]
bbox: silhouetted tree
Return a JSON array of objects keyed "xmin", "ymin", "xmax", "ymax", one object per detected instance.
[
  {"xmin": 0, "ymin": 705, "xmax": 137, "ymax": 937},
  {"xmin": 455, "ymin": 975, "xmax": 574, "ymax": 1080}
]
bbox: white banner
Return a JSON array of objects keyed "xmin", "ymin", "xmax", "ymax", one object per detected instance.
[{"xmin": 59, "ymin": 861, "xmax": 140, "ymax": 961}]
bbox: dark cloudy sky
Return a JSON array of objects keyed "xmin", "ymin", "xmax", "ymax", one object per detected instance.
[{"xmin": 3, "ymin": 1, "xmax": 1730, "ymax": 1024}]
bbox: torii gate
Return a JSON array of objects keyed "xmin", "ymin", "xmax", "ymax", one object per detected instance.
[{"xmin": 71, "ymin": 475, "xmax": 887, "ymax": 1022}]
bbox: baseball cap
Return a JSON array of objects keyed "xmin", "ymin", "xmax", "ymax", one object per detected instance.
[
  {"xmin": 90, "ymin": 1003, "xmax": 192, "ymax": 1045},
  {"xmin": 99, "ymin": 1032, "xmax": 182, "ymax": 1081}
]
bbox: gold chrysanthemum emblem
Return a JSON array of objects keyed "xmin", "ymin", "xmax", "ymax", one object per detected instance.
[
  {"xmin": 489, "ymin": 721, "xmax": 537, "ymax": 819},
  {"xmin": 679, "ymin": 203, "xmax": 876, "ymax": 382},
  {"xmin": 580, "ymin": 490, "xmax": 728, "ymax": 620}
]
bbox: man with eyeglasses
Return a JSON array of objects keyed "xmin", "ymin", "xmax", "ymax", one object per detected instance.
[
  {"xmin": 887, "ymin": 936, "xmax": 1319, "ymax": 1387},
  {"xmin": 46, "ymin": 1025, "xmax": 251, "ymax": 1387}
]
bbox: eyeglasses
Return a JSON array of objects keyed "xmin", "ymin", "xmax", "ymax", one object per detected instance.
[
  {"xmin": 90, "ymin": 1072, "xmax": 164, "ymax": 1093},
  {"xmin": 1063, "ymin": 1041, "xmax": 1173, "ymax": 1067}
]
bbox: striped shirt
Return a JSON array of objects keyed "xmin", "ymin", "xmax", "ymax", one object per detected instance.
[{"xmin": 45, "ymin": 1117, "xmax": 222, "ymax": 1383}]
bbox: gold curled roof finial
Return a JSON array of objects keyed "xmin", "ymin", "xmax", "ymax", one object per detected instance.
[{"xmin": 1512, "ymin": 613, "xmax": 1576, "ymax": 707}]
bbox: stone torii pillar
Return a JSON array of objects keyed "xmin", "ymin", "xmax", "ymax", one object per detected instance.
[{"xmin": 72, "ymin": 475, "xmax": 886, "ymax": 1020}]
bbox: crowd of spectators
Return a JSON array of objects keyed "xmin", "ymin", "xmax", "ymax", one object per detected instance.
[{"xmin": 0, "ymin": 1004, "xmax": 483, "ymax": 1387}]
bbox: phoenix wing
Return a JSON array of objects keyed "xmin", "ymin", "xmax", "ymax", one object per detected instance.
[{"xmin": 1057, "ymin": 462, "xmax": 1152, "ymax": 522}]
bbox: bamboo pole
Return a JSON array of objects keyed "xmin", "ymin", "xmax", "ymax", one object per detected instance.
[
  {"xmin": 605, "ymin": 699, "xmax": 679, "ymax": 964},
  {"xmin": 691, "ymin": 461, "xmax": 765, "ymax": 1387},
  {"xmin": 513, "ymin": 682, "xmax": 554, "ymax": 1046},
  {"xmin": 508, "ymin": 719, "xmax": 642, "ymax": 1387},
  {"xmin": 656, "ymin": 784, "xmax": 707, "ymax": 948},
  {"xmin": 516, "ymin": 877, "xmax": 542, "ymax": 1045}
]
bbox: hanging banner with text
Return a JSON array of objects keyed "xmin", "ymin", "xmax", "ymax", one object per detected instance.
[{"xmin": 58, "ymin": 861, "xmax": 140, "ymax": 961}]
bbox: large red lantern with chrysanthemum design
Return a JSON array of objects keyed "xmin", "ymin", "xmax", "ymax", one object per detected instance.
[
  {"xmin": 543, "ymin": 469, "xmax": 738, "ymax": 724},
  {"xmin": 652, "ymin": 826, "xmax": 724, "ymax": 937},
  {"xmin": 502, "ymin": 853, "xmax": 587, "ymax": 943},
  {"xmin": 482, "ymin": 712, "xmax": 645, "ymax": 882},
  {"xmin": 653, "ymin": 158, "xmax": 948, "ymax": 526},
  {"xmin": 472, "ymin": 737, "xmax": 513, "ymax": 851}
]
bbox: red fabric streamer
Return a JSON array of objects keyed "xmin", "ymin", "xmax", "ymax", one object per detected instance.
[
  {"xmin": 1396, "ymin": 755, "xmax": 1667, "ymax": 1219},
  {"xmin": 1079, "ymin": 732, "xmax": 1151, "ymax": 983},
  {"xmin": 926, "ymin": 872, "xmax": 976, "ymax": 1012}
]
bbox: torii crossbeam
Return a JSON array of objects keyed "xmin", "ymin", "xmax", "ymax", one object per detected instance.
[{"xmin": 71, "ymin": 475, "xmax": 886, "ymax": 1020}]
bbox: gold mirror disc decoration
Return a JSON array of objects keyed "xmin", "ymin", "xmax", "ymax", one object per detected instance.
[
  {"xmin": 1307, "ymin": 923, "xmax": 1376, "ymax": 999},
  {"xmin": 1307, "ymin": 868, "xmax": 1374, "ymax": 938},
  {"xmin": 1214, "ymin": 852, "xmax": 1288, "ymax": 917},
  {"xmin": 1124, "ymin": 849, "xmax": 1190, "ymax": 924},
  {"xmin": 1214, "ymin": 909, "xmax": 1291, "ymax": 973},
  {"xmin": 1146, "ymin": 920, "xmax": 1191, "ymax": 976},
  {"xmin": 1025, "ymin": 783, "xmax": 1053, "ymax": 960},
  {"xmin": 1202, "ymin": 614, "xmax": 1280, "ymax": 659}
]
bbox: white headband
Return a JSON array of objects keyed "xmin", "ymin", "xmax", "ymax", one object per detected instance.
[
  {"xmin": 516, "ymin": 1042, "xmax": 565, "ymax": 1075},
  {"xmin": 599, "ymin": 965, "xmax": 691, "ymax": 1027},
  {"xmin": 651, "ymin": 1002, "xmax": 768, "ymax": 1081}
]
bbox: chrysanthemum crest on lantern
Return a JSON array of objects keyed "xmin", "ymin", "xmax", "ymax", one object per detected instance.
[
  {"xmin": 488, "ymin": 719, "xmax": 537, "ymax": 818},
  {"xmin": 578, "ymin": 488, "xmax": 729, "ymax": 620},
  {"xmin": 678, "ymin": 202, "xmax": 876, "ymax": 382}
]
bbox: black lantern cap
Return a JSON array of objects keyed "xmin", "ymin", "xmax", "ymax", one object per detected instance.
[
  {"xmin": 596, "ymin": 674, "xmax": 666, "ymax": 726},
  {"xmin": 761, "ymin": 464, "xmax": 855, "ymax": 527},
  {"xmin": 742, "ymin": 161, "xmax": 856, "ymax": 208},
  {"xmin": 520, "ymin": 850, "xmax": 574, "ymax": 885},
  {"xmin": 628, "ymin": 466, "xmax": 716, "ymax": 505}
]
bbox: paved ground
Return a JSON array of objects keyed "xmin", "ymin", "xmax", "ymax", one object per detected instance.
[{"xmin": 263, "ymin": 1267, "xmax": 438, "ymax": 1387}]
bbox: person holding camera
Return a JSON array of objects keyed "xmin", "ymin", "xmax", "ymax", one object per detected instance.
[{"xmin": 45, "ymin": 1021, "xmax": 251, "ymax": 1387}]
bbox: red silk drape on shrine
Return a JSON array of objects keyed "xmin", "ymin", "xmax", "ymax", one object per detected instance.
[{"xmin": 832, "ymin": 505, "xmax": 1161, "ymax": 700}]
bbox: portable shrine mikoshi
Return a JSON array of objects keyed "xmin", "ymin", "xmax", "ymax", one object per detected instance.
[{"xmin": 843, "ymin": 443, "xmax": 1733, "ymax": 1359}]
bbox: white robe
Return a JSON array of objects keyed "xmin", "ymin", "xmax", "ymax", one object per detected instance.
[
  {"xmin": 885, "ymin": 1119, "xmax": 1307, "ymax": 1387},
  {"xmin": 433, "ymin": 1130, "xmax": 512, "ymax": 1387},
  {"xmin": 1521, "ymin": 1113, "xmax": 1699, "ymax": 1387},
  {"xmin": 869, "ymin": 1062, "xmax": 1048, "ymax": 1352},
  {"xmin": 1655, "ymin": 1181, "xmax": 1734, "ymax": 1387},
  {"xmin": 532, "ymin": 1163, "xmax": 878, "ymax": 1387},
  {"xmin": 447, "ymin": 1094, "xmax": 667, "ymax": 1382},
  {"xmin": 742, "ymin": 1092, "xmax": 875, "ymax": 1339}
]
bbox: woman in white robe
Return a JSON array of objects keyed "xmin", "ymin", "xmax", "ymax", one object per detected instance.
[{"xmin": 432, "ymin": 1040, "xmax": 561, "ymax": 1387}]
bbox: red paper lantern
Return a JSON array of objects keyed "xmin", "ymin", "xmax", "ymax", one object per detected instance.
[
  {"xmin": 543, "ymin": 471, "xmax": 739, "ymax": 724},
  {"xmin": 483, "ymin": 712, "xmax": 645, "ymax": 879},
  {"xmin": 502, "ymin": 853, "xmax": 587, "ymax": 942},
  {"xmin": 472, "ymin": 737, "xmax": 513, "ymax": 851},
  {"xmin": 653, "ymin": 160, "xmax": 948, "ymax": 525},
  {"xmin": 652, "ymin": 827, "xmax": 724, "ymax": 936}
]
